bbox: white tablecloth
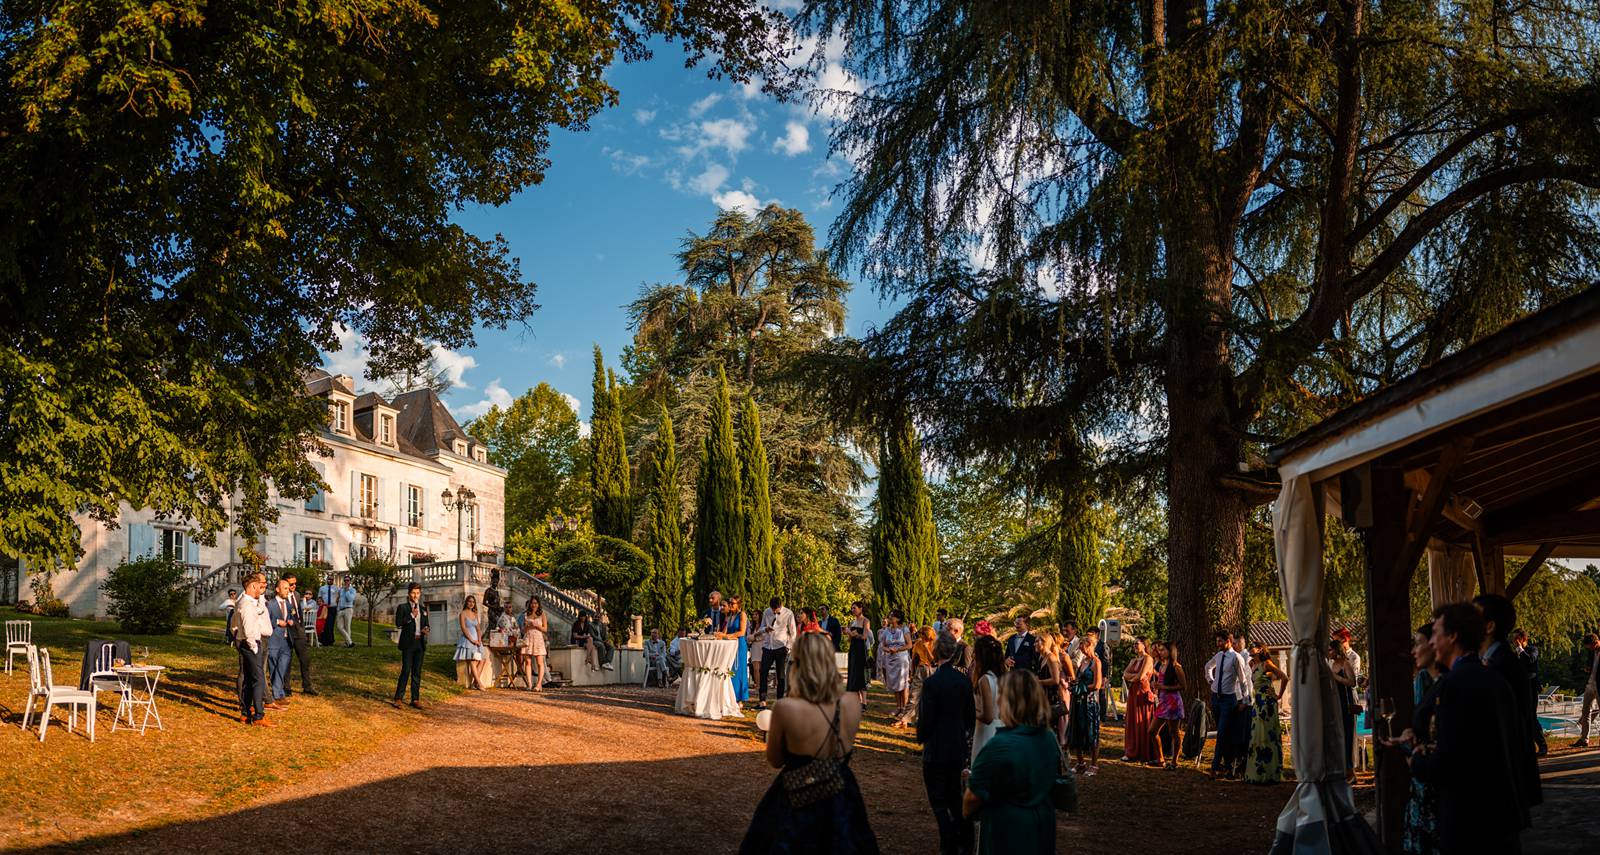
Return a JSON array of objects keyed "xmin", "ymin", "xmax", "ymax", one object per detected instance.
[{"xmin": 674, "ymin": 638, "xmax": 741, "ymax": 720}]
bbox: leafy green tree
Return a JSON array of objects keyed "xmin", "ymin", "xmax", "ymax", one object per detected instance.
[
  {"xmin": 552, "ymin": 535, "xmax": 651, "ymax": 634},
  {"xmin": 929, "ymin": 467, "xmax": 1046, "ymax": 621},
  {"xmin": 739, "ymin": 397, "xmax": 781, "ymax": 610},
  {"xmin": 101, "ymin": 557, "xmax": 190, "ymax": 635},
  {"xmin": 803, "ymin": 0, "xmax": 1600, "ymax": 677},
  {"xmin": 870, "ymin": 414, "xmax": 940, "ymax": 625},
  {"xmin": 1055, "ymin": 496, "xmax": 1106, "ymax": 631},
  {"xmin": 589, "ymin": 347, "xmax": 632, "ymax": 539},
  {"xmin": 1, "ymin": 0, "xmax": 796, "ymax": 568},
  {"xmin": 505, "ymin": 508, "xmax": 593, "ymax": 573},
  {"xmin": 626, "ymin": 206, "xmax": 864, "ymax": 556},
  {"xmin": 695, "ymin": 366, "xmax": 746, "ymax": 605},
  {"xmin": 468, "ymin": 382, "xmax": 588, "ymax": 537},
  {"xmin": 347, "ymin": 550, "xmax": 404, "ymax": 647},
  {"xmin": 780, "ymin": 528, "xmax": 855, "ymax": 647},
  {"xmin": 642, "ymin": 405, "xmax": 690, "ymax": 634}
]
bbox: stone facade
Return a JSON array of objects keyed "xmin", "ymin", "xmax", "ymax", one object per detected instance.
[{"xmin": 24, "ymin": 371, "xmax": 506, "ymax": 619}]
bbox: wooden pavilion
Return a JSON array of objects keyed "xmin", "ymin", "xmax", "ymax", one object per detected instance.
[{"xmin": 1265, "ymin": 286, "xmax": 1600, "ymax": 853}]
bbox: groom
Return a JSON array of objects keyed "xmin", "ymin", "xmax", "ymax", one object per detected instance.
[{"xmin": 702, "ymin": 590, "xmax": 727, "ymax": 633}]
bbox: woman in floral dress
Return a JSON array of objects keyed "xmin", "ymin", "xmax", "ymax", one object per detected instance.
[{"xmin": 1243, "ymin": 644, "xmax": 1287, "ymax": 783}]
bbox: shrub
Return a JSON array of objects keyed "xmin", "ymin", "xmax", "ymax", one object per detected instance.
[{"xmin": 102, "ymin": 556, "xmax": 189, "ymax": 634}]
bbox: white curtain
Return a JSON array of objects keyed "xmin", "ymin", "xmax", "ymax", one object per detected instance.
[
  {"xmin": 1269, "ymin": 476, "xmax": 1381, "ymax": 855},
  {"xmin": 1426, "ymin": 543, "xmax": 1476, "ymax": 609}
]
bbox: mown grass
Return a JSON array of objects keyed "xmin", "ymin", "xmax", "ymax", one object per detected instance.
[{"xmin": 0, "ymin": 607, "xmax": 463, "ymax": 849}]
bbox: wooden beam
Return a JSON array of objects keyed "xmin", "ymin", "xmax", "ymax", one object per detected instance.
[
  {"xmin": 1492, "ymin": 508, "xmax": 1600, "ymax": 546},
  {"xmin": 1506, "ymin": 542, "xmax": 1557, "ymax": 600},
  {"xmin": 1471, "ymin": 529, "xmax": 1492, "ymax": 595},
  {"xmin": 1392, "ymin": 440, "xmax": 1471, "ymax": 583},
  {"xmin": 1481, "ymin": 472, "xmax": 1600, "ymax": 542},
  {"xmin": 1362, "ymin": 465, "xmax": 1414, "ymax": 849}
]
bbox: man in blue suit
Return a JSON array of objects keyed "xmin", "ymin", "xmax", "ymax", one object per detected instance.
[
  {"xmin": 702, "ymin": 590, "xmax": 726, "ymax": 633},
  {"xmin": 264, "ymin": 577, "xmax": 296, "ymax": 709}
]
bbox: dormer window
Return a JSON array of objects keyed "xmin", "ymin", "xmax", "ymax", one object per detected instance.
[
  {"xmin": 331, "ymin": 401, "xmax": 350, "ymax": 433},
  {"xmin": 380, "ymin": 414, "xmax": 394, "ymax": 446},
  {"xmin": 455, "ymin": 440, "xmax": 468, "ymax": 456},
  {"xmin": 474, "ymin": 448, "xmax": 486, "ymax": 463}
]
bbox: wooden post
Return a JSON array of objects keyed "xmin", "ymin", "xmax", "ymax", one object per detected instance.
[{"xmin": 1360, "ymin": 464, "xmax": 1414, "ymax": 853}]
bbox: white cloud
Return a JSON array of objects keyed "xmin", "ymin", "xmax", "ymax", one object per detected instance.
[
  {"xmin": 633, "ymin": 108, "xmax": 657, "ymax": 125},
  {"xmin": 713, "ymin": 189, "xmax": 765, "ymax": 216},
  {"xmin": 455, "ymin": 378, "xmax": 513, "ymax": 419},
  {"xmin": 602, "ymin": 146, "xmax": 650, "ymax": 176},
  {"xmin": 689, "ymin": 163, "xmax": 731, "ymax": 195},
  {"xmin": 560, "ymin": 392, "xmax": 581, "ymax": 414},
  {"xmin": 322, "ymin": 324, "xmax": 373, "ymax": 389},
  {"xmin": 773, "ymin": 121, "xmax": 811, "ymax": 156},
  {"xmin": 430, "ymin": 344, "xmax": 476, "ymax": 391},
  {"xmin": 664, "ymin": 117, "xmax": 754, "ymax": 159},
  {"xmin": 547, "ymin": 353, "xmax": 567, "ymax": 369},
  {"xmin": 689, "ymin": 93, "xmax": 723, "ymax": 117},
  {"xmin": 738, "ymin": 80, "xmax": 763, "ymax": 100},
  {"xmin": 813, "ymin": 61, "xmax": 865, "ymax": 122}
]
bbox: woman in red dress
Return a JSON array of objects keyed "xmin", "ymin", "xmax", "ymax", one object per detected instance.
[{"xmin": 1121, "ymin": 636, "xmax": 1158, "ymax": 763}]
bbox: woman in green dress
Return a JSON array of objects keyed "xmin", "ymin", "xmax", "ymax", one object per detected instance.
[
  {"xmin": 964, "ymin": 669, "xmax": 1064, "ymax": 854},
  {"xmin": 1242, "ymin": 644, "xmax": 1286, "ymax": 784}
]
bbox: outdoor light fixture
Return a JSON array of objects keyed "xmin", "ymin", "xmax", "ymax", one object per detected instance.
[{"xmin": 441, "ymin": 486, "xmax": 477, "ymax": 561}]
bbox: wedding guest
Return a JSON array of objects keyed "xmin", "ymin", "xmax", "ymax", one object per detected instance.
[
  {"xmin": 799, "ymin": 607, "xmax": 822, "ymax": 634},
  {"xmin": 916, "ymin": 633, "xmax": 975, "ymax": 855},
  {"xmin": 667, "ymin": 627, "xmax": 689, "ymax": 679},
  {"xmin": 392, "ymin": 582, "xmax": 430, "ymax": 708},
  {"xmin": 264, "ymin": 576, "xmax": 296, "ymax": 709},
  {"xmin": 1576, "ymin": 633, "xmax": 1599, "ymax": 748},
  {"xmin": 336, "ymin": 576, "xmax": 357, "ymax": 647},
  {"xmin": 756, "ymin": 596, "xmax": 798, "ymax": 708},
  {"xmin": 1032, "ymin": 632, "xmax": 1067, "ymax": 747},
  {"xmin": 1004, "ymin": 616, "xmax": 1037, "ymax": 672},
  {"xmin": 235, "ymin": 573, "xmax": 272, "ymax": 726},
  {"xmin": 221, "ymin": 588, "xmax": 239, "ymax": 644},
  {"xmin": 455, "ymin": 594, "xmax": 487, "ymax": 690},
  {"xmin": 896, "ymin": 626, "xmax": 938, "ymax": 728},
  {"xmin": 970, "ymin": 635, "xmax": 1005, "ymax": 766},
  {"xmin": 571, "ymin": 611, "xmax": 601, "ymax": 672},
  {"xmin": 703, "ymin": 590, "xmax": 727, "ymax": 633},
  {"xmin": 846, "ymin": 602, "xmax": 872, "ymax": 706},
  {"xmin": 645, "ymin": 628, "xmax": 671, "ymax": 687},
  {"xmin": 519, "ymin": 597, "xmax": 549, "ymax": 691},
  {"xmin": 1068, "ymin": 636, "xmax": 1102, "ymax": 776},
  {"xmin": 1060, "ymin": 622, "xmax": 1084, "ymax": 671},
  {"xmin": 591, "ymin": 614, "xmax": 616, "ymax": 671},
  {"xmin": 279, "ymin": 572, "xmax": 318, "ymax": 697},
  {"xmin": 1087, "ymin": 627, "xmax": 1112, "ymax": 717},
  {"xmin": 945, "ymin": 618, "xmax": 971, "ymax": 673},
  {"xmin": 1151, "ymin": 640, "xmax": 1187, "ymax": 769},
  {"xmin": 1242, "ymin": 644, "xmax": 1286, "ymax": 783},
  {"xmin": 1511, "ymin": 629, "xmax": 1546, "ymax": 756},
  {"xmin": 880, "ymin": 610, "xmax": 913, "ymax": 719},
  {"xmin": 318, "ymin": 576, "xmax": 341, "ymax": 647},
  {"xmin": 749, "ymin": 614, "xmax": 765, "ymax": 693},
  {"xmin": 1329, "ymin": 628, "xmax": 1361, "ymax": 779},
  {"xmin": 1206, "ymin": 629, "xmax": 1249, "ymax": 779},
  {"xmin": 1395, "ymin": 622, "xmax": 1445, "ymax": 854},
  {"xmin": 1474, "ymin": 593, "xmax": 1542, "ymax": 807},
  {"xmin": 721, "ymin": 596, "xmax": 750, "ymax": 703},
  {"xmin": 933, "ymin": 608, "xmax": 949, "ymax": 635},
  {"xmin": 1405, "ymin": 603, "xmax": 1531, "ymax": 852},
  {"xmin": 818, "ymin": 604, "xmax": 843, "ymax": 649},
  {"xmin": 964, "ymin": 670, "xmax": 1064, "ymax": 854},
  {"xmin": 495, "ymin": 603, "xmax": 516, "ymax": 635},
  {"xmin": 739, "ymin": 632, "xmax": 878, "ymax": 854},
  {"xmin": 1122, "ymin": 637, "xmax": 1156, "ymax": 763},
  {"xmin": 299, "ymin": 590, "xmax": 318, "ymax": 640}
]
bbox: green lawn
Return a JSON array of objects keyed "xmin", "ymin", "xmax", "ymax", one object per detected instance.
[{"xmin": 0, "ymin": 607, "xmax": 463, "ymax": 849}]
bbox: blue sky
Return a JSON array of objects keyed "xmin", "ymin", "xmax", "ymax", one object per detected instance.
[{"xmin": 322, "ymin": 38, "xmax": 895, "ymax": 426}]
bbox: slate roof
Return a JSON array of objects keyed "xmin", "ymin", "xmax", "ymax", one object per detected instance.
[{"xmin": 389, "ymin": 387, "xmax": 472, "ymax": 459}]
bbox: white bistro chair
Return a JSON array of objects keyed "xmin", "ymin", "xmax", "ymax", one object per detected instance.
[
  {"xmin": 87, "ymin": 642, "xmax": 133, "ymax": 726},
  {"xmin": 5, "ymin": 620, "xmax": 31, "ymax": 674},
  {"xmin": 21, "ymin": 647, "xmax": 97, "ymax": 742}
]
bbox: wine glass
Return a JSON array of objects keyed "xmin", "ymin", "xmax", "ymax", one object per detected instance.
[{"xmin": 1378, "ymin": 697, "xmax": 1396, "ymax": 742}]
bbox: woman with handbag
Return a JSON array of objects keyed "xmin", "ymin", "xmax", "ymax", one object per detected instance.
[
  {"xmin": 1032, "ymin": 632, "xmax": 1069, "ymax": 747},
  {"xmin": 740, "ymin": 632, "xmax": 878, "ymax": 854},
  {"xmin": 964, "ymin": 669, "xmax": 1071, "ymax": 854}
]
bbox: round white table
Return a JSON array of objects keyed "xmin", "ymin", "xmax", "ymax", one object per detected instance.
[
  {"xmin": 111, "ymin": 664, "xmax": 165, "ymax": 734},
  {"xmin": 674, "ymin": 638, "xmax": 741, "ymax": 720}
]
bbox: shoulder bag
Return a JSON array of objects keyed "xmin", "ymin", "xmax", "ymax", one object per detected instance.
[{"xmin": 781, "ymin": 701, "xmax": 851, "ymax": 807}]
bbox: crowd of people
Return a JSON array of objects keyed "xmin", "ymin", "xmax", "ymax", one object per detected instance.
[{"xmin": 225, "ymin": 570, "xmax": 324, "ymax": 727}]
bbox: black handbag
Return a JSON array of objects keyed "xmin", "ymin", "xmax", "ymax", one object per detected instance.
[
  {"xmin": 781, "ymin": 702, "xmax": 851, "ymax": 807},
  {"xmin": 1051, "ymin": 746, "xmax": 1079, "ymax": 813}
]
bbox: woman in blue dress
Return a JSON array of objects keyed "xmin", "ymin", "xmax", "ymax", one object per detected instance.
[{"xmin": 724, "ymin": 595, "xmax": 750, "ymax": 703}]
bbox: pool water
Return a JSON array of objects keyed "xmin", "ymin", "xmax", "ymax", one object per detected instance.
[{"xmin": 1356, "ymin": 713, "xmax": 1569, "ymax": 735}]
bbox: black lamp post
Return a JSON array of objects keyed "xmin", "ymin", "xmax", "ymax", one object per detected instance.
[{"xmin": 441, "ymin": 486, "xmax": 477, "ymax": 562}]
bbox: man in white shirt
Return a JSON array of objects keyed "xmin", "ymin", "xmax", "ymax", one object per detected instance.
[
  {"xmin": 1203, "ymin": 629, "xmax": 1250, "ymax": 778},
  {"xmin": 1063, "ymin": 621, "xmax": 1086, "ymax": 670},
  {"xmin": 337, "ymin": 578, "xmax": 357, "ymax": 647},
  {"xmin": 754, "ymin": 596, "xmax": 797, "ymax": 708},
  {"xmin": 234, "ymin": 573, "xmax": 274, "ymax": 727}
]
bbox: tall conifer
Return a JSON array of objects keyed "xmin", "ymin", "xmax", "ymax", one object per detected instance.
[
  {"xmin": 589, "ymin": 346, "xmax": 632, "ymax": 539},
  {"xmin": 738, "ymin": 397, "xmax": 779, "ymax": 609},
  {"xmin": 695, "ymin": 366, "xmax": 746, "ymax": 604},
  {"xmin": 869, "ymin": 413, "xmax": 939, "ymax": 625},
  {"xmin": 643, "ymin": 405, "xmax": 689, "ymax": 633}
]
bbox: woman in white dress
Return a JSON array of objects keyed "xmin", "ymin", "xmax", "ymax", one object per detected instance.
[
  {"xmin": 970, "ymin": 634, "xmax": 1005, "ymax": 763},
  {"xmin": 518, "ymin": 597, "xmax": 548, "ymax": 692},
  {"xmin": 880, "ymin": 609, "xmax": 913, "ymax": 718},
  {"xmin": 454, "ymin": 594, "xmax": 487, "ymax": 690}
]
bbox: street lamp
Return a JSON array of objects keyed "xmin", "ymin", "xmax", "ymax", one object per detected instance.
[{"xmin": 441, "ymin": 486, "xmax": 477, "ymax": 562}]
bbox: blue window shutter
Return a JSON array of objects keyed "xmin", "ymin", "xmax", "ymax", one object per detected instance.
[
  {"xmin": 293, "ymin": 533, "xmax": 305, "ymax": 563},
  {"xmin": 186, "ymin": 538, "xmax": 200, "ymax": 565},
  {"xmin": 127, "ymin": 523, "xmax": 155, "ymax": 560}
]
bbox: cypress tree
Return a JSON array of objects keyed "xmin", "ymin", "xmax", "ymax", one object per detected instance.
[
  {"xmin": 869, "ymin": 414, "xmax": 939, "ymax": 625},
  {"xmin": 695, "ymin": 366, "xmax": 746, "ymax": 605},
  {"xmin": 738, "ymin": 397, "xmax": 780, "ymax": 610},
  {"xmin": 1055, "ymin": 497, "xmax": 1106, "ymax": 630},
  {"xmin": 589, "ymin": 346, "xmax": 631, "ymax": 539},
  {"xmin": 643, "ymin": 404, "xmax": 690, "ymax": 634}
]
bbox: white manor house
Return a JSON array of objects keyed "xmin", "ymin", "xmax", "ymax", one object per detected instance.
[{"xmin": 25, "ymin": 369, "xmax": 509, "ymax": 621}]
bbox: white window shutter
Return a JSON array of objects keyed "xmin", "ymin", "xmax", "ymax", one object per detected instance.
[
  {"xmin": 127, "ymin": 523, "xmax": 155, "ymax": 560},
  {"xmin": 351, "ymin": 471, "xmax": 360, "ymax": 516},
  {"xmin": 186, "ymin": 538, "xmax": 200, "ymax": 565}
]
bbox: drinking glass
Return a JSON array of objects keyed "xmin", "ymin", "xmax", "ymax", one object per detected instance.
[{"xmin": 1378, "ymin": 697, "xmax": 1396, "ymax": 741}]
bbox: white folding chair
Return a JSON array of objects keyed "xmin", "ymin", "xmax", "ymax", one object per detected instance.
[
  {"xmin": 5, "ymin": 620, "xmax": 31, "ymax": 674},
  {"xmin": 23, "ymin": 647, "xmax": 96, "ymax": 742}
]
